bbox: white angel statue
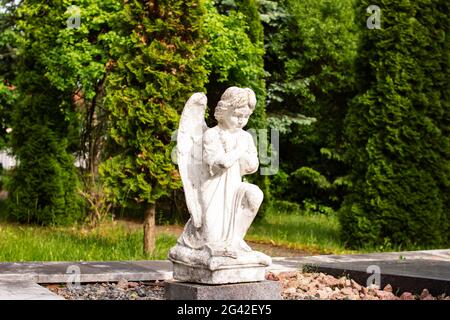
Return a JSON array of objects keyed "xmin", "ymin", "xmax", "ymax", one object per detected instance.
[{"xmin": 169, "ymin": 87, "xmax": 271, "ymax": 284}]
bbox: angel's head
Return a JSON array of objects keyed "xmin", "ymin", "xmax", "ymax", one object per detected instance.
[{"xmin": 214, "ymin": 87, "xmax": 256, "ymax": 130}]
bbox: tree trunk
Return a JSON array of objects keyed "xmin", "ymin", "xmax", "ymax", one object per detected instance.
[{"xmin": 143, "ymin": 203, "xmax": 156, "ymax": 254}]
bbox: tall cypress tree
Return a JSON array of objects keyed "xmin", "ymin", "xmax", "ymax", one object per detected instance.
[
  {"xmin": 6, "ymin": 0, "xmax": 84, "ymax": 225},
  {"xmin": 340, "ymin": 0, "xmax": 450, "ymax": 248},
  {"xmin": 100, "ymin": 0, "xmax": 208, "ymax": 253}
]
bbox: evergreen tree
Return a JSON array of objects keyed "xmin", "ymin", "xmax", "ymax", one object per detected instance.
[
  {"xmin": 100, "ymin": 0, "xmax": 208, "ymax": 253},
  {"xmin": 340, "ymin": 0, "xmax": 450, "ymax": 248},
  {"xmin": 0, "ymin": 0, "xmax": 19, "ymax": 149},
  {"xmin": 6, "ymin": 0, "xmax": 85, "ymax": 224},
  {"xmin": 260, "ymin": 0, "xmax": 358, "ymax": 212}
]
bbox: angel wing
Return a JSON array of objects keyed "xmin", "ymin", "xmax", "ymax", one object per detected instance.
[{"xmin": 176, "ymin": 92, "xmax": 208, "ymax": 228}]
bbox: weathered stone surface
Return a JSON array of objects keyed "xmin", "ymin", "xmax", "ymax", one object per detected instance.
[
  {"xmin": 172, "ymin": 262, "xmax": 266, "ymax": 284},
  {"xmin": 0, "ymin": 281, "xmax": 64, "ymax": 300},
  {"xmin": 165, "ymin": 280, "xmax": 282, "ymax": 300},
  {"xmin": 270, "ymin": 249, "xmax": 450, "ymax": 274},
  {"xmin": 0, "ymin": 260, "xmax": 172, "ymax": 283},
  {"xmin": 271, "ymin": 249, "xmax": 450, "ymax": 267}
]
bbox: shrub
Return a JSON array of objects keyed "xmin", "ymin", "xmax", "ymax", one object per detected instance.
[{"xmin": 340, "ymin": 0, "xmax": 450, "ymax": 248}]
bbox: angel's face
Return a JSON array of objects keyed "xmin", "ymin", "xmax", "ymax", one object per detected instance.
[{"xmin": 222, "ymin": 106, "xmax": 251, "ymax": 130}]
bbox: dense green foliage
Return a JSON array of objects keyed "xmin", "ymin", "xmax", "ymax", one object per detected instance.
[
  {"xmin": 39, "ymin": 0, "xmax": 122, "ymax": 179},
  {"xmin": 339, "ymin": 0, "xmax": 450, "ymax": 248},
  {"xmin": 261, "ymin": 0, "xmax": 358, "ymax": 213},
  {"xmin": 20, "ymin": 0, "xmax": 122, "ymax": 225},
  {"xmin": 100, "ymin": 0, "xmax": 208, "ymax": 208},
  {"xmin": 0, "ymin": 0, "xmax": 18, "ymax": 149},
  {"xmin": 5, "ymin": 0, "xmax": 85, "ymax": 224}
]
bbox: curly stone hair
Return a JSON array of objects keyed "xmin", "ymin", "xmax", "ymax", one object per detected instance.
[{"xmin": 214, "ymin": 87, "xmax": 256, "ymax": 122}]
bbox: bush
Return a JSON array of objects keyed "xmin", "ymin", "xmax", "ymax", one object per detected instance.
[
  {"xmin": 340, "ymin": 0, "xmax": 450, "ymax": 248},
  {"xmin": 270, "ymin": 200, "xmax": 301, "ymax": 214},
  {"xmin": 7, "ymin": 124, "xmax": 84, "ymax": 225},
  {"xmin": 2, "ymin": 0, "xmax": 88, "ymax": 225},
  {"xmin": 261, "ymin": 0, "xmax": 358, "ymax": 210}
]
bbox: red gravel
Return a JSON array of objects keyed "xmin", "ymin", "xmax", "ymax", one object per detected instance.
[{"xmin": 267, "ymin": 271, "xmax": 450, "ymax": 300}]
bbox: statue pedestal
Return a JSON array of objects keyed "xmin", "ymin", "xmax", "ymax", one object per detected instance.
[
  {"xmin": 168, "ymin": 245, "xmax": 272, "ymax": 284},
  {"xmin": 165, "ymin": 280, "xmax": 282, "ymax": 300},
  {"xmin": 172, "ymin": 262, "xmax": 266, "ymax": 284}
]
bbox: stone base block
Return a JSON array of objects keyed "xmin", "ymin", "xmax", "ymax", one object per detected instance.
[
  {"xmin": 165, "ymin": 280, "xmax": 282, "ymax": 300},
  {"xmin": 172, "ymin": 262, "xmax": 266, "ymax": 284}
]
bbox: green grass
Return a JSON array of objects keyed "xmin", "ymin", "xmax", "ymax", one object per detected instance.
[
  {"xmin": 247, "ymin": 207, "xmax": 354, "ymax": 254},
  {"xmin": 0, "ymin": 222, "xmax": 177, "ymax": 262},
  {"xmin": 1, "ymin": 205, "xmax": 442, "ymax": 262},
  {"xmin": 247, "ymin": 206, "xmax": 445, "ymax": 254}
]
